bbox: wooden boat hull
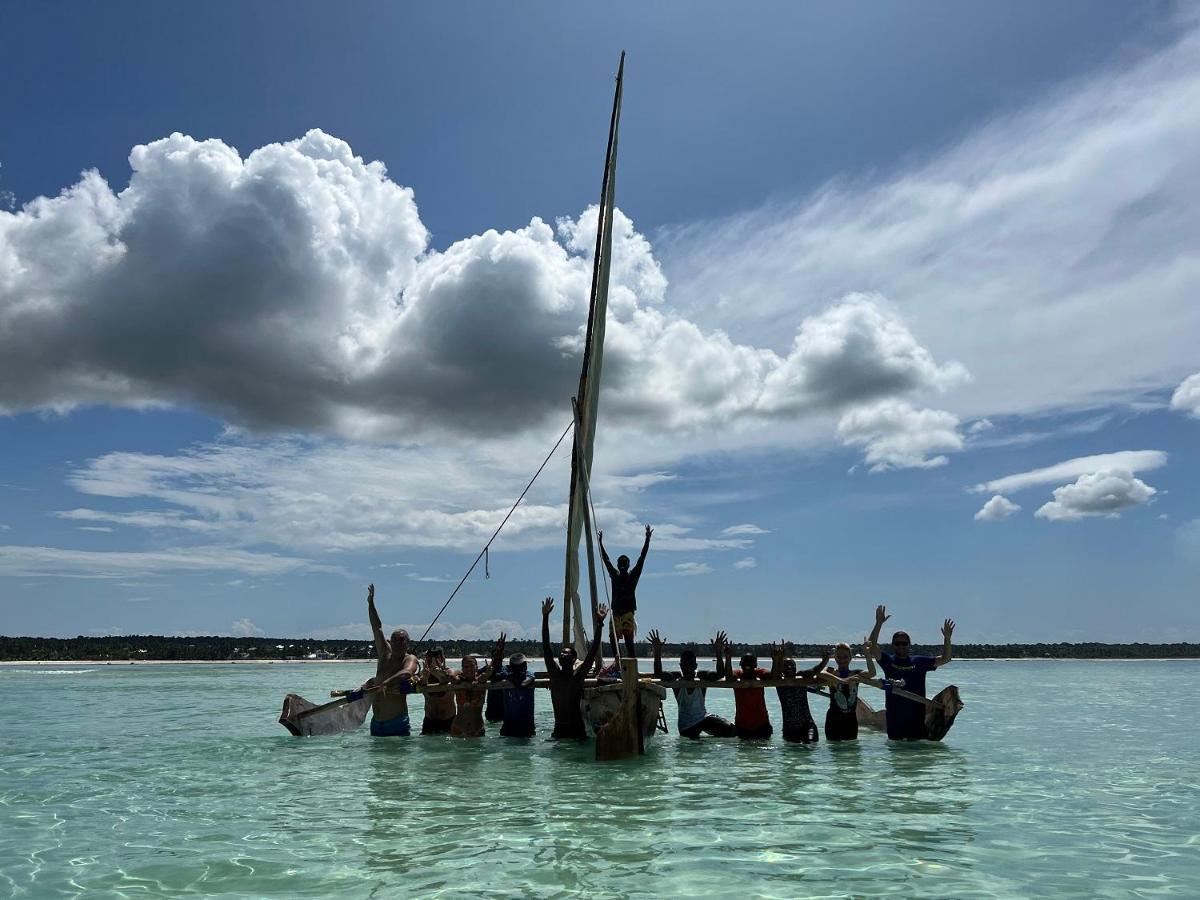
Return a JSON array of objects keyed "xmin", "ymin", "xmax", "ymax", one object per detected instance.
[{"xmin": 583, "ymin": 682, "xmax": 665, "ymax": 740}]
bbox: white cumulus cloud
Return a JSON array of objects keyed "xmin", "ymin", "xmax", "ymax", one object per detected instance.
[
  {"xmin": 1171, "ymin": 372, "xmax": 1200, "ymax": 417},
  {"xmin": 836, "ymin": 400, "xmax": 963, "ymax": 471},
  {"xmin": 733, "ymin": 557, "xmax": 757, "ymax": 569},
  {"xmin": 1034, "ymin": 469, "xmax": 1157, "ymax": 521},
  {"xmin": 0, "ymin": 130, "xmax": 965, "ymax": 472},
  {"xmin": 974, "ymin": 495, "xmax": 1021, "ymax": 522}
]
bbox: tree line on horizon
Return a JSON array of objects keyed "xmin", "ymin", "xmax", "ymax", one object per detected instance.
[{"xmin": 2, "ymin": 635, "xmax": 1198, "ymax": 661}]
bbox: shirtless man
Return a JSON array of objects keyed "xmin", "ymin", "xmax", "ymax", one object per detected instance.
[
  {"xmin": 419, "ymin": 647, "xmax": 457, "ymax": 735},
  {"xmin": 540, "ymin": 597, "xmax": 608, "ymax": 740},
  {"xmin": 451, "ymin": 652, "xmax": 493, "ymax": 738},
  {"xmin": 598, "ymin": 525, "xmax": 652, "ymax": 659},
  {"xmin": 649, "ymin": 628, "xmax": 736, "ymax": 739},
  {"xmin": 364, "ymin": 583, "xmax": 419, "ymax": 737}
]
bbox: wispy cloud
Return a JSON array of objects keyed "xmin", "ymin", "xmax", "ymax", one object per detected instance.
[
  {"xmin": 661, "ymin": 22, "xmax": 1200, "ymax": 421},
  {"xmin": 974, "ymin": 450, "xmax": 1167, "ymax": 494},
  {"xmin": 0, "ymin": 545, "xmax": 337, "ymax": 578}
]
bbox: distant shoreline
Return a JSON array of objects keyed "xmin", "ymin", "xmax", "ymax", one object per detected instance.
[{"xmin": 4, "ymin": 657, "xmax": 1199, "ymax": 666}]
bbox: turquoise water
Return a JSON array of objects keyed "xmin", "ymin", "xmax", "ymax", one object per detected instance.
[{"xmin": 1, "ymin": 660, "xmax": 1197, "ymax": 898}]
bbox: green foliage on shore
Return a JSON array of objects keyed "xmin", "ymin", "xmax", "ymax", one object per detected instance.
[{"xmin": 1, "ymin": 634, "xmax": 1198, "ymax": 661}]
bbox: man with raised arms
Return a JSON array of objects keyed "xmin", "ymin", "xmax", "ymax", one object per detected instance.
[
  {"xmin": 598, "ymin": 524, "xmax": 652, "ymax": 659},
  {"xmin": 725, "ymin": 642, "xmax": 773, "ymax": 740},
  {"xmin": 649, "ymin": 628, "xmax": 736, "ymax": 739},
  {"xmin": 363, "ymin": 583, "xmax": 419, "ymax": 737},
  {"xmin": 867, "ymin": 604, "xmax": 955, "ymax": 740},
  {"xmin": 488, "ymin": 633, "xmax": 537, "ymax": 738},
  {"xmin": 540, "ymin": 597, "xmax": 608, "ymax": 740}
]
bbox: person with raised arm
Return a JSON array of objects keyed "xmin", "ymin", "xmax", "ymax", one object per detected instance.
[
  {"xmin": 598, "ymin": 524, "xmax": 653, "ymax": 659},
  {"xmin": 649, "ymin": 628, "xmax": 736, "ymax": 739},
  {"xmin": 362, "ymin": 583, "xmax": 419, "ymax": 737},
  {"xmin": 418, "ymin": 647, "xmax": 457, "ymax": 735},
  {"xmin": 867, "ymin": 604, "xmax": 956, "ymax": 740},
  {"xmin": 725, "ymin": 641, "xmax": 773, "ymax": 740},
  {"xmin": 489, "ymin": 631, "xmax": 537, "ymax": 738},
  {"xmin": 771, "ymin": 641, "xmax": 830, "ymax": 745},
  {"xmin": 823, "ymin": 638, "xmax": 877, "ymax": 742},
  {"xmin": 451, "ymin": 652, "xmax": 493, "ymax": 738},
  {"xmin": 483, "ymin": 634, "xmax": 507, "ymax": 724},
  {"xmin": 541, "ymin": 597, "xmax": 608, "ymax": 740}
]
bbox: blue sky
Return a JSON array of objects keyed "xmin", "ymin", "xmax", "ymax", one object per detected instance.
[{"xmin": 1, "ymin": 2, "xmax": 1197, "ymax": 643}]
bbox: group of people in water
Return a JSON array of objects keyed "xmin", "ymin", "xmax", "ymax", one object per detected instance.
[{"xmin": 361, "ymin": 569, "xmax": 958, "ymax": 744}]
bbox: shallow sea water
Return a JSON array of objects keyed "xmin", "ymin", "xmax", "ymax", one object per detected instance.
[{"xmin": 1, "ymin": 660, "xmax": 1197, "ymax": 898}]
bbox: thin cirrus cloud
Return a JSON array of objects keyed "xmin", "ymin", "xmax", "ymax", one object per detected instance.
[
  {"xmin": 659, "ymin": 19, "xmax": 1200, "ymax": 422},
  {"xmin": 54, "ymin": 440, "xmax": 758, "ymax": 556},
  {"xmin": 0, "ymin": 545, "xmax": 336, "ymax": 578},
  {"xmin": 973, "ymin": 450, "xmax": 1167, "ymax": 495}
]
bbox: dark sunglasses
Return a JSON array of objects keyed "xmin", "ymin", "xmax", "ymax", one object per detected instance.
[{"xmin": 893, "ymin": 640, "xmax": 910, "ymax": 647}]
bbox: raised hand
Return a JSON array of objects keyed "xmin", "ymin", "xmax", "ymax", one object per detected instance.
[
  {"xmin": 942, "ymin": 618, "xmax": 956, "ymax": 640},
  {"xmin": 711, "ymin": 630, "xmax": 728, "ymax": 651},
  {"xmin": 644, "ymin": 524, "xmax": 654, "ymax": 540},
  {"xmin": 595, "ymin": 603, "xmax": 609, "ymax": 622},
  {"xmin": 648, "ymin": 628, "xmax": 663, "ymax": 651},
  {"xmin": 820, "ymin": 647, "xmax": 832, "ymax": 665},
  {"xmin": 367, "ymin": 583, "xmax": 375, "ymax": 603},
  {"xmin": 875, "ymin": 604, "xmax": 890, "ymax": 626},
  {"xmin": 541, "ymin": 597, "xmax": 555, "ymax": 617},
  {"xmin": 770, "ymin": 641, "xmax": 786, "ymax": 664}
]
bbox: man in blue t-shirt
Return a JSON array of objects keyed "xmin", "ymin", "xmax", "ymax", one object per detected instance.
[
  {"xmin": 867, "ymin": 605, "xmax": 955, "ymax": 740},
  {"xmin": 487, "ymin": 637, "xmax": 537, "ymax": 737}
]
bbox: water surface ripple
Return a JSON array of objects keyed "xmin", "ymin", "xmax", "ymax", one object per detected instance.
[{"xmin": 1, "ymin": 661, "xmax": 1196, "ymax": 897}]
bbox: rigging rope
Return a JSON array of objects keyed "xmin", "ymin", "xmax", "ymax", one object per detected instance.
[{"xmin": 417, "ymin": 420, "xmax": 573, "ymax": 643}]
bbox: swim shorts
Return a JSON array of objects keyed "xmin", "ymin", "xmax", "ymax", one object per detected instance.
[
  {"xmin": 421, "ymin": 715, "xmax": 455, "ymax": 735},
  {"xmin": 370, "ymin": 713, "xmax": 411, "ymax": 737},
  {"xmin": 613, "ymin": 611, "xmax": 636, "ymax": 639}
]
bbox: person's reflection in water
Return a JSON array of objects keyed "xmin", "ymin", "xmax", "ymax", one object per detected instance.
[{"xmin": 881, "ymin": 742, "xmax": 975, "ymax": 887}]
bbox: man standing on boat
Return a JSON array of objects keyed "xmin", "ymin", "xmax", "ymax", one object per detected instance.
[
  {"xmin": 725, "ymin": 643, "xmax": 773, "ymax": 739},
  {"xmin": 649, "ymin": 628, "xmax": 736, "ymax": 739},
  {"xmin": 363, "ymin": 583, "xmax": 419, "ymax": 737},
  {"xmin": 541, "ymin": 597, "xmax": 608, "ymax": 740},
  {"xmin": 867, "ymin": 605, "xmax": 955, "ymax": 740},
  {"xmin": 598, "ymin": 524, "xmax": 653, "ymax": 659}
]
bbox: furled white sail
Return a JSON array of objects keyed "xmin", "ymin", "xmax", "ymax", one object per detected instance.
[{"xmin": 564, "ymin": 53, "xmax": 624, "ymax": 655}]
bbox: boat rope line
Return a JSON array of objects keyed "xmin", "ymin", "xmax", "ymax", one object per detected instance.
[{"xmin": 417, "ymin": 419, "xmax": 573, "ymax": 643}]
